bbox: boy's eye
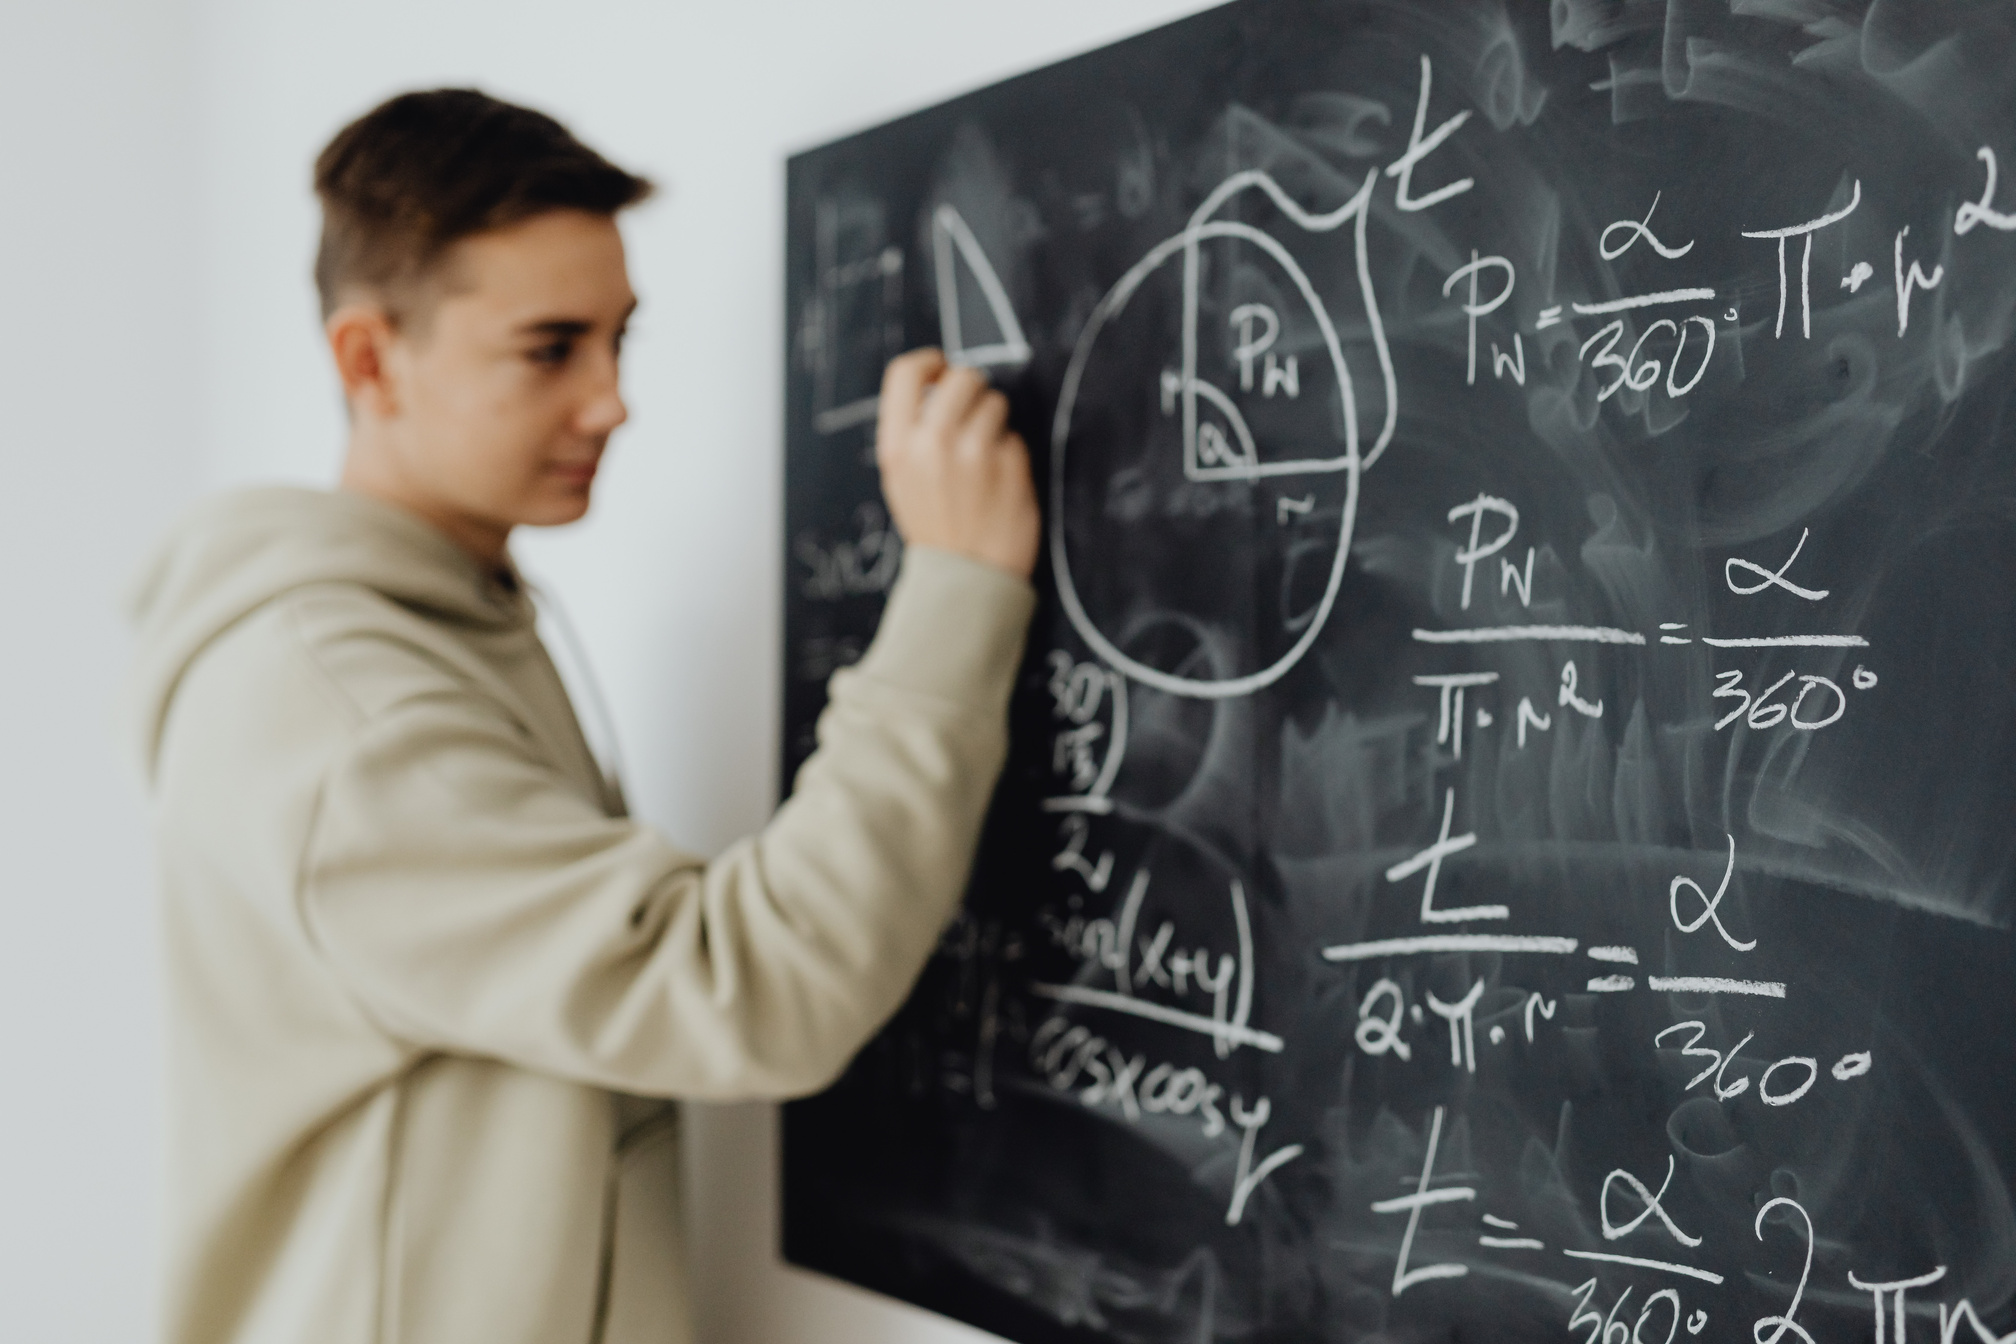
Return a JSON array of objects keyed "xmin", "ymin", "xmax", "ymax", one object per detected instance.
[{"xmin": 529, "ymin": 340, "xmax": 573, "ymax": 367}]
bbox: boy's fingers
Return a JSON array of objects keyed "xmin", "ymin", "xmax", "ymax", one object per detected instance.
[
  {"xmin": 879, "ymin": 348, "xmax": 946, "ymax": 427},
  {"xmin": 918, "ymin": 365, "xmax": 989, "ymax": 437},
  {"xmin": 876, "ymin": 349, "xmax": 946, "ymax": 473},
  {"xmin": 958, "ymin": 390, "xmax": 1011, "ymax": 454},
  {"xmin": 999, "ymin": 433, "xmax": 1032, "ymax": 478}
]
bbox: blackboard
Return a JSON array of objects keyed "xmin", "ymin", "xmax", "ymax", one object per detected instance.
[{"xmin": 778, "ymin": 3, "xmax": 2016, "ymax": 1341}]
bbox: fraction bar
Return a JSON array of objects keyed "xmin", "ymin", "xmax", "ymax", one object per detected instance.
[
  {"xmin": 1322, "ymin": 935, "xmax": 1580, "ymax": 962},
  {"xmin": 1570, "ymin": 288, "xmax": 1717, "ymax": 314},
  {"xmin": 1646, "ymin": 976, "xmax": 1787, "ymax": 998},
  {"xmin": 1412, "ymin": 626, "xmax": 1647, "ymax": 646},
  {"xmin": 1564, "ymin": 1250, "xmax": 1726, "ymax": 1284},
  {"xmin": 1027, "ymin": 983, "xmax": 1287, "ymax": 1052},
  {"xmin": 1040, "ymin": 795, "xmax": 1115, "ymax": 814},
  {"xmin": 1371, "ymin": 1186, "xmax": 1476, "ymax": 1213},
  {"xmin": 1699, "ymin": 635, "xmax": 1869, "ymax": 648}
]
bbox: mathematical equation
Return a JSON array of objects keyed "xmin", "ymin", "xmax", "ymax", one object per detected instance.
[
  {"xmin": 943, "ymin": 44, "xmax": 2014, "ymax": 1343},
  {"xmin": 785, "ymin": 10, "xmax": 2016, "ymax": 1340}
]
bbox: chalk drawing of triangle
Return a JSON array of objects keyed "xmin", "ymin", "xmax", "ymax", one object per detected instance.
[{"xmin": 933, "ymin": 203, "xmax": 1032, "ymax": 369}]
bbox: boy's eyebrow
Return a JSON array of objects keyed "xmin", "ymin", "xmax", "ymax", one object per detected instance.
[
  {"xmin": 518, "ymin": 318, "xmax": 593, "ymax": 339},
  {"xmin": 513, "ymin": 299, "xmax": 640, "ymax": 339}
]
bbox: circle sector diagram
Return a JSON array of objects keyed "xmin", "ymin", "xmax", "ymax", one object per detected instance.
[{"xmin": 1051, "ymin": 170, "xmax": 1393, "ymax": 699}]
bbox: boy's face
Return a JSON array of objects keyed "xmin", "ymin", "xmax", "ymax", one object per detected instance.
[{"xmin": 364, "ymin": 208, "xmax": 637, "ymax": 534}]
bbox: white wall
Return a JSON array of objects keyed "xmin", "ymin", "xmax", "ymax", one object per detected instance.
[
  {"xmin": 0, "ymin": 4, "xmax": 200, "ymax": 1341},
  {"xmin": 2, "ymin": 3, "xmax": 1217, "ymax": 1341}
]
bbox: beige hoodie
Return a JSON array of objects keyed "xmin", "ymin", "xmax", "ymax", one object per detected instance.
[{"xmin": 125, "ymin": 486, "xmax": 1034, "ymax": 1344}]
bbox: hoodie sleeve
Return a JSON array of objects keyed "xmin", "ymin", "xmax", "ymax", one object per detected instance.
[{"xmin": 299, "ymin": 546, "xmax": 1034, "ymax": 1100}]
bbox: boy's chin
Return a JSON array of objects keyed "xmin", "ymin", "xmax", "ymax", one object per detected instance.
[{"xmin": 518, "ymin": 488, "xmax": 595, "ymax": 527}]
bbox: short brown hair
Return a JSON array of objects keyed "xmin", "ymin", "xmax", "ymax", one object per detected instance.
[{"xmin": 312, "ymin": 88, "xmax": 653, "ymax": 322}]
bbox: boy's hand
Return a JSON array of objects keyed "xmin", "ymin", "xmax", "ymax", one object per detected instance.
[{"xmin": 875, "ymin": 349, "xmax": 1040, "ymax": 580}]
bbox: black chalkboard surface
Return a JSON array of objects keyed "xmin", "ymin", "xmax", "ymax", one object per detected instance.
[{"xmin": 778, "ymin": 3, "xmax": 2016, "ymax": 1341}]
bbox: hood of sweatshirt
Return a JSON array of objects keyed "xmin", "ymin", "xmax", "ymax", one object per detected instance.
[{"xmin": 126, "ymin": 486, "xmax": 531, "ymax": 783}]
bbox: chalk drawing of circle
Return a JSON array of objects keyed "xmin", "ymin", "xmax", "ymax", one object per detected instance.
[{"xmin": 1050, "ymin": 221, "xmax": 1364, "ymax": 699}]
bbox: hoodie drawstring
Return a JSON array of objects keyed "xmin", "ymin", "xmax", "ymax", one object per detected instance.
[{"xmin": 525, "ymin": 577, "xmax": 630, "ymax": 806}]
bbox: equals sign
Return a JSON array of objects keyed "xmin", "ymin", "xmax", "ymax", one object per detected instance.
[
  {"xmin": 1480, "ymin": 1214, "xmax": 1544, "ymax": 1250},
  {"xmin": 1586, "ymin": 945, "xmax": 1638, "ymax": 993}
]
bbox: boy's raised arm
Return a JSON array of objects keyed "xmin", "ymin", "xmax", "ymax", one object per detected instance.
[{"xmin": 299, "ymin": 352, "xmax": 1039, "ymax": 1098}]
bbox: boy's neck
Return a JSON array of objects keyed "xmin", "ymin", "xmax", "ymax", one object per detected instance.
[{"xmin": 339, "ymin": 436, "xmax": 513, "ymax": 572}]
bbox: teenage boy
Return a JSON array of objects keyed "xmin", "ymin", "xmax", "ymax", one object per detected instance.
[{"xmin": 126, "ymin": 89, "xmax": 1038, "ymax": 1344}]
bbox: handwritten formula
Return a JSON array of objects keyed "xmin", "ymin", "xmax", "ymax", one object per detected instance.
[{"xmin": 781, "ymin": 3, "xmax": 2016, "ymax": 1343}]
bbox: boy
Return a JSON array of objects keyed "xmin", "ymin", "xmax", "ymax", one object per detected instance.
[{"xmin": 126, "ymin": 88, "xmax": 1038, "ymax": 1344}]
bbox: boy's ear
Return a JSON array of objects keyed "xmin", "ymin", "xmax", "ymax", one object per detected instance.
[{"xmin": 326, "ymin": 301, "xmax": 402, "ymax": 419}]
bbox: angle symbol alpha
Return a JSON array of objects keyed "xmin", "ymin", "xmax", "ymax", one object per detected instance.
[{"xmin": 932, "ymin": 203, "xmax": 1031, "ymax": 370}]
